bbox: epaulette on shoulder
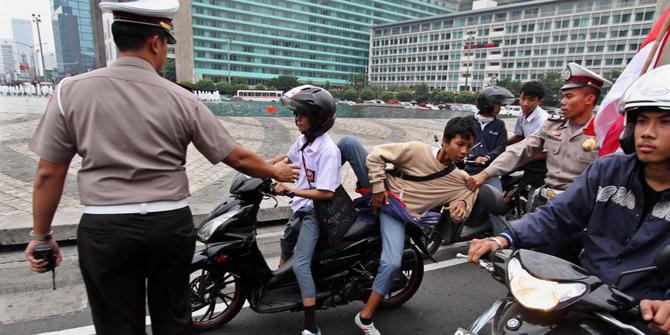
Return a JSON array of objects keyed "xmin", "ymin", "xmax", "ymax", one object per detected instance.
[{"xmin": 547, "ymin": 113, "xmax": 565, "ymax": 122}]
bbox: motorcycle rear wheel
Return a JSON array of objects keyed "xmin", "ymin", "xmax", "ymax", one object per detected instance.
[
  {"xmin": 379, "ymin": 248, "xmax": 424, "ymax": 309},
  {"xmin": 190, "ymin": 266, "xmax": 246, "ymax": 333}
]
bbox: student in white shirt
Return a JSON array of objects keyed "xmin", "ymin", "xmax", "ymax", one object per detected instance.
[{"xmin": 273, "ymin": 85, "xmax": 341, "ymax": 335}]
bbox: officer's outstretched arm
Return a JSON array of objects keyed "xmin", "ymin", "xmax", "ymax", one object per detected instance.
[{"xmin": 223, "ymin": 145, "xmax": 299, "ymax": 182}]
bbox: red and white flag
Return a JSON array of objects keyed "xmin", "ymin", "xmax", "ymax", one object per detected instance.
[{"xmin": 595, "ymin": 8, "xmax": 670, "ymax": 156}]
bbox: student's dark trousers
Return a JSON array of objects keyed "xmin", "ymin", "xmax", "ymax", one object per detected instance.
[{"xmin": 77, "ymin": 207, "xmax": 195, "ymax": 335}]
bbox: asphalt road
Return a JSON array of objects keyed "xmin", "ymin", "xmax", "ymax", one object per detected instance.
[{"xmin": 0, "ymin": 222, "xmax": 507, "ymax": 335}]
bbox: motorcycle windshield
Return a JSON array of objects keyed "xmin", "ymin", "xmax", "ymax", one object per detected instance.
[{"xmin": 517, "ymin": 249, "xmax": 591, "ymax": 281}]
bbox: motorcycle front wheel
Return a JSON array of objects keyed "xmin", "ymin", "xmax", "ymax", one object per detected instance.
[
  {"xmin": 420, "ymin": 222, "xmax": 445, "ymax": 256},
  {"xmin": 190, "ymin": 266, "xmax": 246, "ymax": 333},
  {"xmin": 379, "ymin": 247, "xmax": 424, "ymax": 309}
]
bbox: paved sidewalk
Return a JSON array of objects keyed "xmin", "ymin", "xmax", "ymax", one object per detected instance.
[{"xmin": 0, "ymin": 95, "xmax": 518, "ymax": 245}]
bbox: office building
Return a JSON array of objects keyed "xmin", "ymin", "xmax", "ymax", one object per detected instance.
[
  {"xmin": 11, "ymin": 19, "xmax": 36, "ymax": 80},
  {"xmin": 368, "ymin": 0, "xmax": 658, "ymax": 91},
  {"xmin": 0, "ymin": 40, "xmax": 18, "ymax": 83},
  {"xmin": 51, "ymin": 0, "xmax": 98, "ymax": 77},
  {"xmin": 174, "ymin": 0, "xmax": 457, "ymax": 85}
]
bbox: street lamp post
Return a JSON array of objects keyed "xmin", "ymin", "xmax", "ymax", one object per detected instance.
[
  {"xmin": 32, "ymin": 14, "xmax": 47, "ymax": 80},
  {"xmin": 226, "ymin": 35, "xmax": 232, "ymax": 84}
]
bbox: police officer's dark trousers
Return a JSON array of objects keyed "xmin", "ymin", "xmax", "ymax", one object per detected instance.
[{"xmin": 77, "ymin": 207, "xmax": 195, "ymax": 335}]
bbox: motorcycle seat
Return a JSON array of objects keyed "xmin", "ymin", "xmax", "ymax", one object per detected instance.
[
  {"xmin": 504, "ymin": 171, "xmax": 524, "ymax": 186},
  {"xmin": 341, "ymin": 220, "xmax": 379, "ymax": 241}
]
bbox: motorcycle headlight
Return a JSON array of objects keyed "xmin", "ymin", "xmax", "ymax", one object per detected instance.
[
  {"xmin": 507, "ymin": 258, "xmax": 587, "ymax": 311},
  {"xmin": 196, "ymin": 208, "xmax": 242, "ymax": 242}
]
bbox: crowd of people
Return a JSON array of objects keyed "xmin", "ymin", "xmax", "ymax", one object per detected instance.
[
  {"xmin": 0, "ymin": 83, "xmax": 54, "ymax": 97},
  {"xmin": 22, "ymin": 0, "xmax": 670, "ymax": 335}
]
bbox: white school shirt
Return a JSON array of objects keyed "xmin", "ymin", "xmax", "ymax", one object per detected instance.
[
  {"xmin": 513, "ymin": 106, "xmax": 549, "ymax": 137},
  {"xmin": 286, "ymin": 133, "xmax": 342, "ymax": 213}
]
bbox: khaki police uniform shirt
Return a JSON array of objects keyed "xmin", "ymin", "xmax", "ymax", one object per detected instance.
[
  {"xmin": 29, "ymin": 57, "xmax": 237, "ymax": 205},
  {"xmin": 484, "ymin": 115, "xmax": 599, "ymax": 190}
]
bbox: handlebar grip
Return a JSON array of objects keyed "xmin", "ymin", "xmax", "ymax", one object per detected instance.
[
  {"xmin": 617, "ymin": 305, "xmax": 643, "ymax": 324},
  {"xmin": 283, "ymin": 191, "xmax": 295, "ymax": 198}
]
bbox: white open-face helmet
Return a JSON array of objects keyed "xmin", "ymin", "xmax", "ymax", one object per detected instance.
[{"xmin": 618, "ymin": 65, "xmax": 670, "ymax": 154}]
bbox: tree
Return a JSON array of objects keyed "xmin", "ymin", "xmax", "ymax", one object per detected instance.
[
  {"xmin": 341, "ymin": 88, "xmax": 358, "ymax": 101},
  {"xmin": 435, "ymin": 90, "xmax": 456, "ymax": 103},
  {"xmin": 216, "ymin": 81, "xmax": 233, "ymax": 96},
  {"xmin": 607, "ymin": 69, "xmax": 623, "ymax": 83},
  {"xmin": 360, "ymin": 88, "xmax": 375, "ymax": 101},
  {"xmin": 352, "ymin": 73, "xmax": 367, "ymax": 92},
  {"xmin": 396, "ymin": 90, "xmax": 413, "ymax": 102},
  {"xmin": 195, "ymin": 79, "xmax": 216, "ymax": 92},
  {"xmin": 178, "ymin": 80, "xmax": 195, "ymax": 89},
  {"xmin": 537, "ymin": 71, "xmax": 563, "ymax": 106},
  {"xmin": 381, "ymin": 91, "xmax": 395, "ymax": 102},
  {"xmin": 268, "ymin": 75, "xmax": 299, "ymax": 92},
  {"xmin": 161, "ymin": 58, "xmax": 176, "ymax": 82},
  {"xmin": 254, "ymin": 84, "xmax": 267, "ymax": 91},
  {"xmin": 414, "ymin": 83, "xmax": 430, "ymax": 103},
  {"xmin": 456, "ymin": 91, "xmax": 476, "ymax": 103}
]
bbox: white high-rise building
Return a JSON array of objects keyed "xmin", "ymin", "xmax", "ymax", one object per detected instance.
[
  {"xmin": 0, "ymin": 39, "xmax": 18, "ymax": 82},
  {"xmin": 368, "ymin": 0, "xmax": 658, "ymax": 91}
]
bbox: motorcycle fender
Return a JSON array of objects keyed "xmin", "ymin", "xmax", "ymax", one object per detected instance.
[
  {"xmin": 469, "ymin": 298, "xmax": 507, "ymax": 334},
  {"xmin": 191, "ymin": 251, "xmax": 208, "ymax": 268}
]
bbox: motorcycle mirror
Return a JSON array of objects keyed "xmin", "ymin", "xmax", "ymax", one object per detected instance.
[
  {"xmin": 478, "ymin": 184, "xmax": 508, "ymax": 215},
  {"xmin": 654, "ymin": 245, "xmax": 670, "ymax": 276}
]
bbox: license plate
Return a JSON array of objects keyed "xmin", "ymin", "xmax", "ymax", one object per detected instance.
[{"xmin": 454, "ymin": 328, "xmax": 478, "ymax": 335}]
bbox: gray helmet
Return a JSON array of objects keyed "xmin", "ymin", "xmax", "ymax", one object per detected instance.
[
  {"xmin": 618, "ymin": 65, "xmax": 670, "ymax": 154},
  {"xmin": 476, "ymin": 86, "xmax": 515, "ymax": 115},
  {"xmin": 281, "ymin": 85, "xmax": 336, "ymax": 142}
]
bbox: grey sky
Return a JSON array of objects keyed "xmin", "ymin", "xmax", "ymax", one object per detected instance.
[{"xmin": 0, "ymin": 1, "xmax": 56, "ymax": 53}]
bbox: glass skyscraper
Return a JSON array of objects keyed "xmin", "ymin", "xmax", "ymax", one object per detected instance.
[
  {"xmin": 175, "ymin": 0, "xmax": 456, "ymax": 85},
  {"xmin": 51, "ymin": 0, "xmax": 97, "ymax": 77}
]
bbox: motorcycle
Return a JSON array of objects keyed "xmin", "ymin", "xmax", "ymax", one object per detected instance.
[
  {"xmin": 499, "ymin": 171, "xmax": 529, "ymax": 221},
  {"xmin": 189, "ymin": 173, "xmax": 429, "ymax": 332},
  {"xmin": 454, "ymin": 246, "xmax": 670, "ymax": 335}
]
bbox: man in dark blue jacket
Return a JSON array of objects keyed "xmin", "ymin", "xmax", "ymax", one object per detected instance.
[
  {"xmin": 462, "ymin": 86, "xmax": 514, "ymax": 233},
  {"xmin": 467, "ymin": 65, "xmax": 670, "ymax": 334}
]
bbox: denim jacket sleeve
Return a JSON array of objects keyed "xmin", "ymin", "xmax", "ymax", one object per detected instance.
[{"xmin": 511, "ymin": 158, "xmax": 601, "ymax": 248}]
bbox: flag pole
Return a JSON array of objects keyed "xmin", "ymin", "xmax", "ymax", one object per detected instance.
[{"xmin": 641, "ymin": 13, "xmax": 670, "ymax": 74}]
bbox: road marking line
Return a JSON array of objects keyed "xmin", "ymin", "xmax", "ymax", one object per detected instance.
[{"xmin": 35, "ymin": 253, "xmax": 467, "ymax": 335}]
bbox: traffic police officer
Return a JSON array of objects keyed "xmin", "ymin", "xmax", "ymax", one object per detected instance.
[
  {"xmin": 467, "ymin": 62, "xmax": 612, "ymax": 209},
  {"xmin": 467, "ymin": 64, "xmax": 670, "ymax": 334},
  {"xmin": 24, "ymin": 1, "xmax": 298, "ymax": 334}
]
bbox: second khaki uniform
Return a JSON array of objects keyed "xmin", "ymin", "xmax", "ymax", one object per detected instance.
[{"xmin": 484, "ymin": 114, "xmax": 599, "ymax": 191}]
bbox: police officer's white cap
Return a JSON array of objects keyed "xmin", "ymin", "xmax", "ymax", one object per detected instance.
[
  {"xmin": 561, "ymin": 62, "xmax": 612, "ymax": 91},
  {"xmin": 620, "ymin": 65, "xmax": 670, "ymax": 113},
  {"xmin": 99, "ymin": 0, "xmax": 179, "ymax": 44}
]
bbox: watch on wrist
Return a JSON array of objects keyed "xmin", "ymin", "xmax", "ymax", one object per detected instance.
[
  {"xmin": 29, "ymin": 230, "xmax": 53, "ymax": 241},
  {"xmin": 486, "ymin": 236, "xmax": 504, "ymax": 249}
]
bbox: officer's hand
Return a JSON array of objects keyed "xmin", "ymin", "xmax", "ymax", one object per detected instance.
[
  {"xmin": 273, "ymin": 158, "xmax": 300, "ymax": 182},
  {"xmin": 273, "ymin": 182, "xmax": 289, "ymax": 195},
  {"xmin": 467, "ymin": 237, "xmax": 506, "ymax": 264},
  {"xmin": 25, "ymin": 239, "xmax": 62, "ymax": 273},
  {"xmin": 474, "ymin": 156, "xmax": 489, "ymax": 165},
  {"xmin": 369, "ymin": 191, "xmax": 388, "ymax": 213},
  {"xmin": 466, "ymin": 172, "xmax": 488, "ymax": 191},
  {"xmin": 447, "ymin": 200, "xmax": 467, "ymax": 221},
  {"xmin": 640, "ymin": 299, "xmax": 670, "ymax": 334},
  {"xmin": 268, "ymin": 155, "xmax": 289, "ymax": 164}
]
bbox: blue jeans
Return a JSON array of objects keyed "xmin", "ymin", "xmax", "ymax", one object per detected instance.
[
  {"xmin": 372, "ymin": 212, "xmax": 406, "ymax": 295},
  {"xmin": 291, "ymin": 205, "xmax": 319, "ymax": 299},
  {"xmin": 485, "ymin": 177, "xmax": 507, "ymax": 235},
  {"xmin": 279, "ymin": 135, "xmax": 371, "ymax": 261},
  {"xmin": 338, "ymin": 136, "xmax": 405, "ymax": 295}
]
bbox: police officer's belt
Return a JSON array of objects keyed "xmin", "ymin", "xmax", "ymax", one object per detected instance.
[
  {"xmin": 540, "ymin": 186, "xmax": 564, "ymax": 199},
  {"xmin": 388, "ymin": 164, "xmax": 455, "ymax": 182}
]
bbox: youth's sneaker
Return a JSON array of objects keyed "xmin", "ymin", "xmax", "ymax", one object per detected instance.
[
  {"xmin": 354, "ymin": 313, "xmax": 381, "ymax": 335},
  {"xmin": 301, "ymin": 327, "xmax": 321, "ymax": 335}
]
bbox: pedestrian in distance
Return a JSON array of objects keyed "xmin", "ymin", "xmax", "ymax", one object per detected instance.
[
  {"xmin": 272, "ymin": 85, "xmax": 342, "ymax": 335},
  {"xmin": 24, "ymin": 1, "xmax": 298, "ymax": 334}
]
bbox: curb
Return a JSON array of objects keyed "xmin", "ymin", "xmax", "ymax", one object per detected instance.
[{"xmin": 0, "ymin": 204, "xmax": 292, "ymax": 246}]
